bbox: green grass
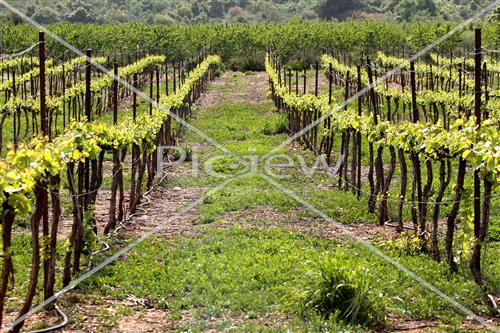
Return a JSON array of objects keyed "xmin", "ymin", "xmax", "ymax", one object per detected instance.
[{"xmin": 79, "ymin": 226, "xmax": 491, "ymax": 331}]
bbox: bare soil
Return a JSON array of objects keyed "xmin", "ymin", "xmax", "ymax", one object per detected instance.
[
  {"xmin": 119, "ymin": 185, "xmax": 199, "ymax": 239},
  {"xmin": 194, "ymin": 73, "xmax": 229, "ymax": 109},
  {"xmin": 215, "ymin": 205, "xmax": 394, "ymax": 243}
]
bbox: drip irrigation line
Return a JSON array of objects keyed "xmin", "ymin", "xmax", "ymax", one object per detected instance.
[
  {"xmin": 384, "ymin": 220, "xmax": 445, "ymax": 237},
  {"xmin": 85, "ymin": 162, "xmax": 170, "ymax": 270},
  {"xmin": 384, "ymin": 221, "xmax": 414, "ymax": 231},
  {"xmin": 22, "ymin": 304, "xmax": 68, "ymax": 333}
]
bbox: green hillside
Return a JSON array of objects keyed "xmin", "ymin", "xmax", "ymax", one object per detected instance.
[{"xmin": 1, "ymin": 0, "xmax": 498, "ymax": 24}]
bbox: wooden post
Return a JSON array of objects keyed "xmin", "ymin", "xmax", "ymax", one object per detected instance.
[
  {"xmin": 133, "ymin": 73, "xmax": 137, "ymax": 121},
  {"xmin": 303, "ymin": 66, "xmax": 306, "ymax": 94},
  {"xmin": 113, "ymin": 62, "xmax": 118, "ymax": 125},
  {"xmin": 283, "ymin": 66, "xmax": 286, "ymax": 86},
  {"xmin": 39, "ymin": 31, "xmax": 48, "ymax": 137},
  {"xmin": 62, "ymin": 65, "xmax": 66, "ymax": 129},
  {"xmin": 85, "ymin": 48, "xmax": 92, "ymax": 122},
  {"xmin": 156, "ymin": 65, "xmax": 160, "ymax": 103},
  {"xmin": 12, "ymin": 69, "xmax": 17, "ymax": 149},
  {"xmin": 341, "ymin": 71, "xmax": 350, "ymax": 190},
  {"xmin": 344, "ymin": 71, "xmax": 349, "ymax": 111},
  {"xmin": 130, "ymin": 72, "xmax": 139, "ymax": 213},
  {"xmin": 173, "ymin": 63, "xmax": 177, "ymax": 94},
  {"xmin": 470, "ymin": 27, "xmax": 484, "ymax": 285},
  {"xmin": 356, "ymin": 65, "xmax": 362, "ymax": 198},
  {"xmin": 315, "ymin": 61, "xmax": 319, "ymax": 96},
  {"xmin": 149, "ymin": 69, "xmax": 153, "ymax": 115},
  {"xmin": 366, "ymin": 57, "xmax": 379, "ymax": 214},
  {"xmin": 11, "ymin": 69, "xmax": 16, "ymax": 98},
  {"xmin": 410, "ymin": 60, "xmax": 424, "ymax": 236},
  {"xmin": 295, "ymin": 70, "xmax": 298, "ymax": 95},
  {"xmin": 106, "ymin": 62, "xmax": 121, "ymax": 236},
  {"xmin": 83, "ymin": 48, "xmax": 92, "ymax": 212},
  {"xmin": 277, "ymin": 62, "xmax": 281, "ymax": 86},
  {"xmin": 165, "ymin": 64, "xmax": 169, "ymax": 96},
  {"xmin": 410, "ymin": 61, "xmax": 419, "ymax": 122},
  {"xmin": 473, "ymin": 29, "xmax": 482, "ymax": 123},
  {"xmin": 328, "ymin": 63, "xmax": 332, "ymax": 104},
  {"xmin": 178, "ymin": 63, "xmax": 181, "ymax": 90},
  {"xmin": 366, "ymin": 58, "xmax": 378, "ymax": 124},
  {"xmin": 483, "ymin": 62, "xmax": 488, "ymax": 107}
]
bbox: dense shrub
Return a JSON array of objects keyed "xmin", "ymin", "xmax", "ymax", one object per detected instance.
[{"xmin": 289, "ymin": 251, "xmax": 386, "ymax": 328}]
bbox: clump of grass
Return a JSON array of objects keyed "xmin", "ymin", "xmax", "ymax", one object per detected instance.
[
  {"xmin": 261, "ymin": 114, "xmax": 288, "ymax": 135},
  {"xmin": 172, "ymin": 146, "xmax": 193, "ymax": 162},
  {"xmin": 289, "ymin": 251, "xmax": 385, "ymax": 328}
]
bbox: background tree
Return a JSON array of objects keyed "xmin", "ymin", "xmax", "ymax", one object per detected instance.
[
  {"xmin": 394, "ymin": 0, "xmax": 437, "ymax": 21},
  {"xmin": 315, "ymin": 0, "xmax": 366, "ymax": 20},
  {"xmin": 208, "ymin": 0, "xmax": 225, "ymax": 18}
]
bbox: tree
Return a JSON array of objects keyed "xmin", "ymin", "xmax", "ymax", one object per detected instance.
[
  {"xmin": 394, "ymin": 0, "xmax": 437, "ymax": 21},
  {"xmin": 301, "ymin": 9, "xmax": 317, "ymax": 20},
  {"xmin": 26, "ymin": 5, "xmax": 36, "ymax": 17},
  {"xmin": 176, "ymin": 3, "xmax": 193, "ymax": 20},
  {"xmin": 67, "ymin": 6, "xmax": 94, "ymax": 23},
  {"xmin": 208, "ymin": 0, "xmax": 225, "ymax": 18},
  {"xmin": 488, "ymin": 5, "xmax": 500, "ymax": 22},
  {"xmin": 31, "ymin": 7, "xmax": 59, "ymax": 24},
  {"xmin": 228, "ymin": 6, "xmax": 243, "ymax": 17},
  {"xmin": 315, "ymin": 0, "xmax": 365, "ymax": 20},
  {"xmin": 192, "ymin": 2, "xmax": 201, "ymax": 17}
]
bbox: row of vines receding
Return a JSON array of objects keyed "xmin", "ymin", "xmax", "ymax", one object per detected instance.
[
  {"xmin": 0, "ymin": 30, "xmax": 222, "ymax": 332},
  {"xmin": 267, "ymin": 27, "xmax": 498, "ymax": 289}
]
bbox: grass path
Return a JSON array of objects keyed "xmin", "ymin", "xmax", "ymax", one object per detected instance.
[{"xmin": 14, "ymin": 71, "xmax": 497, "ymax": 332}]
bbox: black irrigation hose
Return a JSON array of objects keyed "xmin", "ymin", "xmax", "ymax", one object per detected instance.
[
  {"xmin": 384, "ymin": 221, "xmax": 414, "ymax": 231},
  {"xmin": 384, "ymin": 220, "xmax": 445, "ymax": 236},
  {"xmin": 22, "ymin": 304, "xmax": 68, "ymax": 333}
]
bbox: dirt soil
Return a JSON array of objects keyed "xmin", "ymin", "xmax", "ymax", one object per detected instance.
[{"xmin": 215, "ymin": 205, "xmax": 395, "ymax": 244}]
